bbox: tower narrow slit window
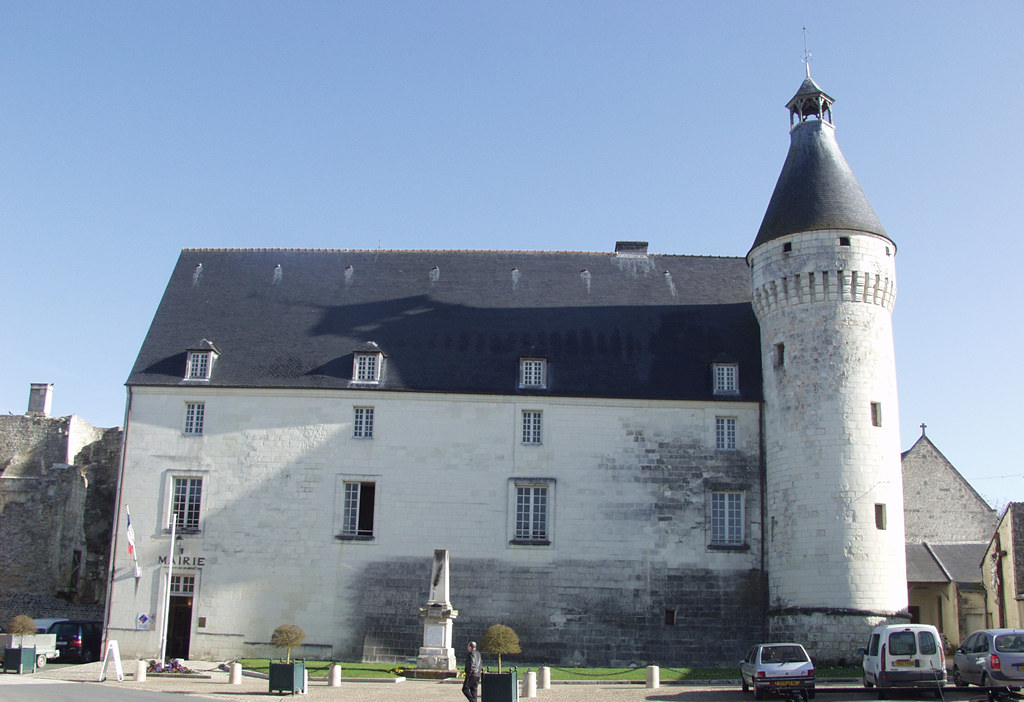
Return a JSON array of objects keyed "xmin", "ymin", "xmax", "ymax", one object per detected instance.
[{"xmin": 871, "ymin": 402, "xmax": 882, "ymax": 427}]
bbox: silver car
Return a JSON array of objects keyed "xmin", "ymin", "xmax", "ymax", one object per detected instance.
[
  {"xmin": 740, "ymin": 642, "xmax": 816, "ymax": 700},
  {"xmin": 953, "ymin": 628, "xmax": 1024, "ymax": 692}
]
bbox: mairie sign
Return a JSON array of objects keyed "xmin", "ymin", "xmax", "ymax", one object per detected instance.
[{"xmin": 158, "ymin": 555, "xmax": 206, "ymax": 566}]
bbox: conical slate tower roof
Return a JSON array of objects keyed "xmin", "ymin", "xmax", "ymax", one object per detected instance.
[{"xmin": 749, "ymin": 77, "xmax": 891, "ymax": 255}]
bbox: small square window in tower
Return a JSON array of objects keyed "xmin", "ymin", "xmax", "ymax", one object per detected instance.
[
  {"xmin": 875, "ymin": 503, "xmax": 887, "ymax": 530},
  {"xmin": 519, "ymin": 358, "xmax": 547, "ymax": 388}
]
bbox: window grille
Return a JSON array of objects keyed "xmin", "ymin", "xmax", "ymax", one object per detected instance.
[
  {"xmin": 711, "ymin": 491, "xmax": 744, "ymax": 545},
  {"xmin": 515, "ymin": 485, "xmax": 548, "ymax": 541},
  {"xmin": 184, "ymin": 402, "xmax": 205, "ymax": 435},
  {"xmin": 522, "ymin": 411, "xmax": 542, "ymax": 444}
]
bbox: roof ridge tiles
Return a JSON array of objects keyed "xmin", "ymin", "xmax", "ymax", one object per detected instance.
[{"xmin": 179, "ymin": 247, "xmax": 744, "ymax": 260}]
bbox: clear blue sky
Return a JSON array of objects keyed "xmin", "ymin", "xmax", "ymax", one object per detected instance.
[{"xmin": 2, "ymin": 2, "xmax": 1021, "ymax": 507}]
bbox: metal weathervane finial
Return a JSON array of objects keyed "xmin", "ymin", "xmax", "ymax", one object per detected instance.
[{"xmin": 802, "ymin": 27, "xmax": 812, "ymax": 77}]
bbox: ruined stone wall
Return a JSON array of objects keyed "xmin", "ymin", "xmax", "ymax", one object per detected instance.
[{"xmin": 0, "ymin": 414, "xmax": 121, "ymax": 610}]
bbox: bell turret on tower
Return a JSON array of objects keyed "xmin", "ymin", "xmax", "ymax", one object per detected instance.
[{"xmin": 748, "ymin": 71, "xmax": 907, "ymax": 661}]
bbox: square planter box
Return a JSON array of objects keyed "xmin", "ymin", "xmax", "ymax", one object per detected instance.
[
  {"xmin": 482, "ymin": 670, "xmax": 518, "ymax": 702},
  {"xmin": 269, "ymin": 660, "xmax": 305, "ymax": 694},
  {"xmin": 4, "ymin": 647, "xmax": 36, "ymax": 675}
]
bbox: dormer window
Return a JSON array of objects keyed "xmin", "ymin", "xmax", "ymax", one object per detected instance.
[
  {"xmin": 352, "ymin": 342, "xmax": 384, "ymax": 384},
  {"xmin": 520, "ymin": 358, "xmax": 548, "ymax": 388},
  {"xmin": 354, "ymin": 354, "xmax": 380, "ymax": 382},
  {"xmin": 712, "ymin": 362, "xmax": 739, "ymax": 396},
  {"xmin": 187, "ymin": 352, "xmax": 211, "ymax": 379},
  {"xmin": 184, "ymin": 340, "xmax": 219, "ymax": 381}
]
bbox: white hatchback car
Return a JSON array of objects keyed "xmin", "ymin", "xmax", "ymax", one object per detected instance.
[{"xmin": 740, "ymin": 642, "xmax": 816, "ymax": 700}]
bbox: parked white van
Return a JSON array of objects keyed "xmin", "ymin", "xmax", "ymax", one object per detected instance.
[{"xmin": 860, "ymin": 623, "xmax": 946, "ymax": 699}]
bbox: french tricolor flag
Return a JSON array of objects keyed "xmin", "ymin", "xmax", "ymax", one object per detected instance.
[{"xmin": 126, "ymin": 505, "xmax": 140, "ymax": 578}]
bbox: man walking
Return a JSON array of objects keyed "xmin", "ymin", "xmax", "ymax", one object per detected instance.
[{"xmin": 462, "ymin": 640, "xmax": 482, "ymax": 702}]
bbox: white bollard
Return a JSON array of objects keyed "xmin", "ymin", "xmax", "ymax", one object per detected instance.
[
  {"xmin": 136, "ymin": 660, "xmax": 147, "ymax": 682},
  {"xmin": 525, "ymin": 670, "xmax": 537, "ymax": 698},
  {"xmin": 329, "ymin": 663, "xmax": 342, "ymax": 686},
  {"xmin": 301, "ymin": 668, "xmax": 309, "ymax": 694},
  {"xmin": 646, "ymin": 665, "xmax": 660, "ymax": 689},
  {"xmin": 229, "ymin": 662, "xmax": 242, "ymax": 684},
  {"xmin": 540, "ymin": 666, "xmax": 551, "ymax": 690}
]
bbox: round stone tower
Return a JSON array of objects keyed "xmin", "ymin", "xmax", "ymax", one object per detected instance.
[{"xmin": 748, "ymin": 73, "xmax": 908, "ymax": 659}]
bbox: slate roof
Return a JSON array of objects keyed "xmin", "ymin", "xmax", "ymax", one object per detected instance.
[
  {"xmin": 749, "ymin": 81, "xmax": 892, "ymax": 253},
  {"xmin": 906, "ymin": 543, "xmax": 947, "ymax": 583},
  {"xmin": 127, "ymin": 247, "xmax": 762, "ymax": 402},
  {"xmin": 906, "ymin": 542, "xmax": 987, "ymax": 586},
  {"xmin": 928, "ymin": 542, "xmax": 988, "ymax": 585}
]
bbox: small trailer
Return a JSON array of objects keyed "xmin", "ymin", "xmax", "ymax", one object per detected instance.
[{"xmin": 0, "ymin": 633, "xmax": 58, "ymax": 669}]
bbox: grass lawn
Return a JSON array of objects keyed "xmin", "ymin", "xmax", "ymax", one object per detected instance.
[{"xmin": 238, "ymin": 659, "xmax": 861, "ymax": 681}]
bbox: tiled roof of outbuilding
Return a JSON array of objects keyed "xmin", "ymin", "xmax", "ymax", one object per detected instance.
[{"xmin": 127, "ymin": 247, "xmax": 762, "ymax": 402}]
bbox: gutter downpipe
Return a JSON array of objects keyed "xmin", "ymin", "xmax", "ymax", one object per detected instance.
[{"xmin": 759, "ymin": 400, "xmax": 768, "ymax": 643}]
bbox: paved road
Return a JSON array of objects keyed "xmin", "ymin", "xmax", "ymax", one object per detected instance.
[{"xmin": 0, "ymin": 662, "xmax": 1008, "ymax": 702}]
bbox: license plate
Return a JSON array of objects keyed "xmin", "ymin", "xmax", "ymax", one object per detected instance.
[
  {"xmin": 775, "ymin": 681, "xmax": 800, "ymax": 686},
  {"xmin": 1017, "ymin": 665, "xmax": 1024, "ymax": 672},
  {"xmin": 893, "ymin": 660, "xmax": 914, "ymax": 667}
]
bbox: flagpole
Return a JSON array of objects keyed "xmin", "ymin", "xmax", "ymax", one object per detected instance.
[{"xmin": 159, "ymin": 514, "xmax": 176, "ymax": 663}]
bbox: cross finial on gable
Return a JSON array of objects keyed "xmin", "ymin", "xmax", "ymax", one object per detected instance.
[{"xmin": 920, "ymin": 422, "xmax": 927, "ymax": 436}]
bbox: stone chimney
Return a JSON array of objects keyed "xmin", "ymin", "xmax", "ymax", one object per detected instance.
[
  {"xmin": 27, "ymin": 383, "xmax": 53, "ymax": 417},
  {"xmin": 614, "ymin": 241, "xmax": 648, "ymax": 256}
]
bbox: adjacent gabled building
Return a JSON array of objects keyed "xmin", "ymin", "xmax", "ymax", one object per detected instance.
[
  {"xmin": 983, "ymin": 504, "xmax": 1024, "ymax": 630},
  {"xmin": 106, "ymin": 72, "xmax": 911, "ymax": 666},
  {"xmin": 901, "ymin": 429, "xmax": 996, "ymax": 647}
]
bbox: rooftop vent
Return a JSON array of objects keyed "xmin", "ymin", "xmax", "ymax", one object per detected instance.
[{"xmin": 614, "ymin": 241, "xmax": 648, "ymax": 256}]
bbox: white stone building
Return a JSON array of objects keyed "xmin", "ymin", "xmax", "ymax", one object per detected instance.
[{"xmin": 105, "ymin": 73, "xmax": 910, "ymax": 666}]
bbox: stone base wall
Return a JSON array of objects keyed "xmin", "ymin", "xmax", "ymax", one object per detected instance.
[
  {"xmin": 356, "ymin": 558, "xmax": 765, "ymax": 667},
  {"xmin": 769, "ymin": 610, "xmax": 910, "ymax": 665}
]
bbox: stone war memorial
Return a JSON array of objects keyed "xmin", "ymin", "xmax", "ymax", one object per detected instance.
[{"xmin": 410, "ymin": 549, "xmax": 459, "ymax": 677}]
